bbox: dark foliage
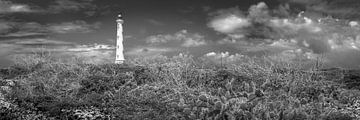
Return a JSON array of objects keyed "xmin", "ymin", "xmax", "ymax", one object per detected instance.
[{"xmin": 0, "ymin": 55, "xmax": 359, "ymax": 119}]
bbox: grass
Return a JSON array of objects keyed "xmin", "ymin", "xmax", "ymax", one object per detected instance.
[{"xmin": 0, "ymin": 53, "xmax": 359, "ymax": 120}]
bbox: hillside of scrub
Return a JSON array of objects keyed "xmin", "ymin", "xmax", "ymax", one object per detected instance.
[{"xmin": 0, "ymin": 54, "xmax": 360, "ymax": 120}]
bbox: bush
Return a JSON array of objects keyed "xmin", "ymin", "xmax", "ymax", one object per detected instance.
[
  {"xmin": 0, "ymin": 53, "xmax": 359, "ymax": 119},
  {"xmin": 323, "ymin": 111, "xmax": 354, "ymax": 120}
]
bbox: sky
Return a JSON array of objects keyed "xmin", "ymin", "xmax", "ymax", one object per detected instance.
[{"xmin": 0, "ymin": 0, "xmax": 360, "ymax": 68}]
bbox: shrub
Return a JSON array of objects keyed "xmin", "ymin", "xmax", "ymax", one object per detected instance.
[
  {"xmin": 1, "ymin": 52, "xmax": 360, "ymax": 119},
  {"xmin": 323, "ymin": 111, "xmax": 354, "ymax": 120}
]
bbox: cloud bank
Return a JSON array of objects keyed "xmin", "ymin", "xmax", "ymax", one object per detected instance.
[
  {"xmin": 208, "ymin": 2, "xmax": 360, "ymax": 68},
  {"xmin": 0, "ymin": 39, "xmax": 116, "ymax": 66},
  {"xmin": 0, "ymin": 0, "xmax": 108, "ymax": 67},
  {"xmin": 281, "ymin": 0, "xmax": 360, "ymax": 19},
  {"xmin": 0, "ymin": 0, "xmax": 35, "ymax": 14},
  {"xmin": 146, "ymin": 30, "xmax": 207, "ymax": 48},
  {"xmin": 0, "ymin": 20, "xmax": 101, "ymax": 39}
]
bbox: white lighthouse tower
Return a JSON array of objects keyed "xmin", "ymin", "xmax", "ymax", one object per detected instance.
[{"xmin": 115, "ymin": 14, "xmax": 125, "ymax": 64}]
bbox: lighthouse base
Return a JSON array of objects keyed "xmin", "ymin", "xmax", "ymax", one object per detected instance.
[{"xmin": 115, "ymin": 60, "xmax": 125, "ymax": 64}]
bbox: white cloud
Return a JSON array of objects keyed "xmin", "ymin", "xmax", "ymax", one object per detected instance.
[
  {"xmin": 58, "ymin": 43, "xmax": 116, "ymax": 64},
  {"xmin": 208, "ymin": 15, "xmax": 251, "ymax": 33},
  {"xmin": 203, "ymin": 51, "xmax": 245, "ymax": 64},
  {"xmin": 0, "ymin": 1, "xmax": 34, "ymax": 13},
  {"xmin": 207, "ymin": 2, "xmax": 325, "ymax": 46},
  {"xmin": 145, "ymin": 29, "xmax": 207, "ymax": 47},
  {"xmin": 0, "ymin": 39, "xmax": 117, "ymax": 65},
  {"xmin": 0, "ymin": 21, "xmax": 100, "ymax": 38},
  {"xmin": 205, "ymin": 52, "xmax": 216, "ymax": 56},
  {"xmin": 209, "ymin": 2, "xmax": 360, "ymax": 55},
  {"xmin": 9, "ymin": 5, "xmax": 31, "ymax": 12},
  {"xmin": 269, "ymin": 39, "xmax": 298, "ymax": 49},
  {"xmin": 146, "ymin": 34, "xmax": 173, "ymax": 45},
  {"xmin": 12, "ymin": 38, "xmax": 73, "ymax": 45},
  {"xmin": 270, "ymin": 17, "xmax": 322, "ymax": 33},
  {"xmin": 70, "ymin": 50, "xmax": 114, "ymax": 64},
  {"xmin": 47, "ymin": 20, "xmax": 101, "ymax": 34},
  {"xmin": 268, "ymin": 49, "xmax": 318, "ymax": 63},
  {"xmin": 217, "ymin": 36, "xmax": 249, "ymax": 44},
  {"xmin": 349, "ymin": 21, "xmax": 359, "ymax": 27},
  {"xmin": 182, "ymin": 38, "xmax": 206, "ymax": 47},
  {"xmin": 0, "ymin": 0, "xmax": 97, "ymax": 15},
  {"xmin": 67, "ymin": 44, "xmax": 114, "ymax": 52},
  {"xmin": 48, "ymin": 0, "xmax": 96, "ymax": 13},
  {"xmin": 0, "ymin": 21, "xmax": 14, "ymax": 34},
  {"xmin": 0, "ymin": 22, "xmax": 48, "ymax": 37},
  {"xmin": 328, "ymin": 37, "xmax": 360, "ymax": 50},
  {"xmin": 181, "ymin": 34, "xmax": 207, "ymax": 47}
]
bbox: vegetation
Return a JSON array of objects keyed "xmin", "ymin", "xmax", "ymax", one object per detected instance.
[{"xmin": 0, "ymin": 53, "xmax": 359, "ymax": 120}]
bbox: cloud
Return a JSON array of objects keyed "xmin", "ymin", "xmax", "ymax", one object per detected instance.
[
  {"xmin": 248, "ymin": 2, "xmax": 271, "ymax": 23},
  {"xmin": 0, "ymin": 21, "xmax": 14, "ymax": 35},
  {"xmin": 182, "ymin": 36, "xmax": 207, "ymax": 47},
  {"xmin": 64, "ymin": 44, "xmax": 115, "ymax": 64},
  {"xmin": 202, "ymin": 51, "xmax": 245, "ymax": 64},
  {"xmin": 208, "ymin": 2, "xmax": 360, "ymax": 52},
  {"xmin": 70, "ymin": 50, "xmax": 113, "ymax": 64},
  {"xmin": 0, "ymin": 20, "xmax": 101, "ymax": 65},
  {"xmin": 146, "ymin": 30, "xmax": 207, "ymax": 47},
  {"xmin": 217, "ymin": 36, "xmax": 249, "ymax": 44},
  {"xmin": 67, "ymin": 44, "xmax": 114, "ymax": 52},
  {"xmin": 0, "ymin": 0, "xmax": 35, "ymax": 14},
  {"xmin": 208, "ymin": 3, "xmax": 278, "ymax": 40},
  {"xmin": 268, "ymin": 49, "xmax": 316, "ymax": 62},
  {"xmin": 0, "ymin": 38, "xmax": 75, "ymax": 55},
  {"xmin": 47, "ymin": 20, "xmax": 101, "ymax": 34},
  {"xmin": 0, "ymin": 0, "xmax": 97, "ymax": 15},
  {"xmin": 208, "ymin": 2, "xmax": 320, "ymax": 41},
  {"xmin": 146, "ymin": 19, "xmax": 165, "ymax": 26},
  {"xmin": 273, "ymin": 3, "xmax": 292, "ymax": 17},
  {"xmin": 0, "ymin": 38, "xmax": 74, "ymax": 61},
  {"xmin": 207, "ymin": 2, "xmax": 360, "ymax": 68},
  {"xmin": 0, "ymin": 8, "xmax": 101, "ymax": 65},
  {"xmin": 281, "ymin": 0, "xmax": 360, "ymax": 19},
  {"xmin": 9, "ymin": 38, "xmax": 73, "ymax": 46},
  {"xmin": 130, "ymin": 30, "xmax": 216, "ymax": 58},
  {"xmin": 0, "ymin": 39, "xmax": 116, "ymax": 66},
  {"xmin": 349, "ymin": 21, "xmax": 359, "ymax": 27},
  {"xmin": 0, "ymin": 20, "xmax": 100, "ymax": 39},
  {"xmin": 208, "ymin": 7, "xmax": 250, "ymax": 34},
  {"xmin": 48, "ymin": 0, "xmax": 96, "ymax": 13},
  {"xmin": 0, "ymin": 22, "xmax": 49, "ymax": 38},
  {"xmin": 208, "ymin": 14, "xmax": 251, "ymax": 33}
]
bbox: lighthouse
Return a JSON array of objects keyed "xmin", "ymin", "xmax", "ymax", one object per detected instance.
[{"xmin": 115, "ymin": 14, "xmax": 125, "ymax": 64}]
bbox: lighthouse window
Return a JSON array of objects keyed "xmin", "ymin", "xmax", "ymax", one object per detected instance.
[{"xmin": 117, "ymin": 45, "xmax": 120, "ymax": 48}]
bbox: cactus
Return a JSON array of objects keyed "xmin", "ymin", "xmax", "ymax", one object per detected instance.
[
  {"xmin": 199, "ymin": 94, "xmax": 208, "ymax": 102},
  {"xmin": 188, "ymin": 83, "xmax": 267, "ymax": 119},
  {"xmin": 183, "ymin": 108, "xmax": 191, "ymax": 115},
  {"xmin": 255, "ymin": 89, "xmax": 264, "ymax": 97},
  {"xmin": 214, "ymin": 101, "xmax": 223, "ymax": 110}
]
